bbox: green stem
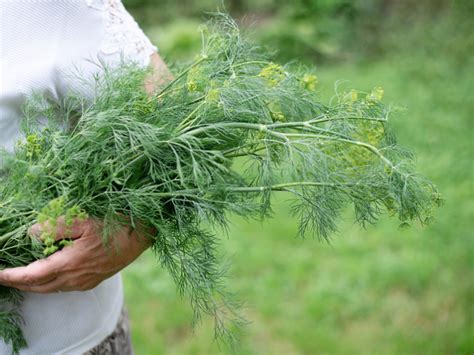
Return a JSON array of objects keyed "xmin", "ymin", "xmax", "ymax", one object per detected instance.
[
  {"xmin": 226, "ymin": 181, "xmax": 347, "ymax": 192},
  {"xmin": 177, "ymin": 101, "xmax": 207, "ymax": 131},
  {"xmin": 0, "ymin": 225, "xmax": 30, "ymax": 247},
  {"xmin": 231, "ymin": 61, "xmax": 270, "ymax": 70},
  {"xmin": 114, "ymin": 181, "xmax": 356, "ymax": 199},
  {"xmin": 0, "ymin": 211, "xmax": 35, "ymax": 222},
  {"xmin": 182, "ymin": 122, "xmax": 397, "ymax": 171},
  {"xmin": 310, "ymin": 116, "xmax": 388, "ymax": 124},
  {"xmin": 225, "ymin": 149, "xmax": 267, "ymax": 159}
]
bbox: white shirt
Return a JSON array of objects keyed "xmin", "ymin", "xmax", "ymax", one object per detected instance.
[{"xmin": 0, "ymin": 1, "xmax": 157, "ymax": 353}]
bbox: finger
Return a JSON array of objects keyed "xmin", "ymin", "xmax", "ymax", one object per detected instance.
[
  {"xmin": 29, "ymin": 216, "xmax": 88, "ymax": 241},
  {"xmin": 13, "ymin": 275, "xmax": 65, "ymax": 294},
  {"xmin": 0, "ymin": 259, "xmax": 60, "ymax": 287},
  {"xmin": 18, "ymin": 273, "xmax": 108, "ymax": 294}
]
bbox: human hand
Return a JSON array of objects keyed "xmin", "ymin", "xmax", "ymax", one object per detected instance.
[{"xmin": 0, "ymin": 217, "xmax": 153, "ymax": 293}]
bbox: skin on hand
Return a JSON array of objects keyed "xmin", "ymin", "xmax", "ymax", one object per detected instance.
[
  {"xmin": 145, "ymin": 52, "xmax": 174, "ymax": 94},
  {"xmin": 0, "ymin": 216, "xmax": 153, "ymax": 293},
  {"xmin": 0, "ymin": 52, "xmax": 169, "ymax": 293}
]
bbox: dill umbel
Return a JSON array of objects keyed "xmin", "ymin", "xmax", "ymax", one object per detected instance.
[{"xmin": 0, "ymin": 14, "xmax": 440, "ymax": 353}]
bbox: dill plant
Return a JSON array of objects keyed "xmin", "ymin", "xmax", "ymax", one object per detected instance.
[{"xmin": 0, "ymin": 14, "xmax": 440, "ymax": 353}]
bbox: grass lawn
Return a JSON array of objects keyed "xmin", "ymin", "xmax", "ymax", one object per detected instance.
[{"xmin": 122, "ymin": 22, "xmax": 473, "ymax": 354}]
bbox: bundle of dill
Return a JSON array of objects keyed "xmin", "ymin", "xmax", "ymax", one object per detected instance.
[{"xmin": 0, "ymin": 15, "xmax": 440, "ymax": 353}]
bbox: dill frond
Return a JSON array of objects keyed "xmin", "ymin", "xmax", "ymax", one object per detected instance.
[{"xmin": 0, "ymin": 14, "xmax": 440, "ymax": 352}]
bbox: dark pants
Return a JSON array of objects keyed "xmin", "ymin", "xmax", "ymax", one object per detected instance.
[{"xmin": 83, "ymin": 308, "xmax": 134, "ymax": 355}]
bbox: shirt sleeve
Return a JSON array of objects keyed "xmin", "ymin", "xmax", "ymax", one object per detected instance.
[{"xmin": 85, "ymin": 0, "xmax": 158, "ymax": 67}]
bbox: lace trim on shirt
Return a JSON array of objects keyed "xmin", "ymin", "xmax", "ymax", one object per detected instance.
[{"xmin": 86, "ymin": 0, "xmax": 157, "ymax": 65}]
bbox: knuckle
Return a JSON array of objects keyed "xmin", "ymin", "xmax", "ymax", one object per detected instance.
[
  {"xmin": 80, "ymin": 278, "xmax": 100, "ymax": 291},
  {"xmin": 35, "ymin": 269, "xmax": 52, "ymax": 281},
  {"xmin": 33, "ymin": 266, "xmax": 56, "ymax": 282},
  {"xmin": 65, "ymin": 279, "xmax": 77, "ymax": 289},
  {"xmin": 36, "ymin": 287, "xmax": 53, "ymax": 294},
  {"xmin": 78, "ymin": 283, "xmax": 93, "ymax": 291},
  {"xmin": 20, "ymin": 273, "xmax": 36, "ymax": 285}
]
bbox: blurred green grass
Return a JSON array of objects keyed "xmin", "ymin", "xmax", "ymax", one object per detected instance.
[{"xmin": 122, "ymin": 6, "xmax": 473, "ymax": 354}]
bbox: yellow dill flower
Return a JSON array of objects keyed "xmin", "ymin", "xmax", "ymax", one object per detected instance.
[
  {"xmin": 342, "ymin": 89, "xmax": 359, "ymax": 104},
  {"xmin": 186, "ymin": 67, "xmax": 205, "ymax": 92},
  {"xmin": 302, "ymin": 74, "xmax": 318, "ymax": 91},
  {"xmin": 367, "ymin": 86, "xmax": 384, "ymax": 102},
  {"xmin": 267, "ymin": 101, "xmax": 286, "ymax": 122},
  {"xmin": 206, "ymin": 88, "xmax": 220, "ymax": 103},
  {"xmin": 24, "ymin": 134, "xmax": 43, "ymax": 160},
  {"xmin": 271, "ymin": 111, "xmax": 286, "ymax": 122},
  {"xmin": 366, "ymin": 125, "xmax": 385, "ymax": 146},
  {"xmin": 187, "ymin": 79, "xmax": 199, "ymax": 92},
  {"xmin": 350, "ymin": 89, "xmax": 358, "ymax": 102},
  {"xmin": 259, "ymin": 63, "xmax": 285, "ymax": 87}
]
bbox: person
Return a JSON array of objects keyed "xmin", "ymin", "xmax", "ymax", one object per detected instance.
[{"xmin": 0, "ymin": 0, "xmax": 171, "ymax": 353}]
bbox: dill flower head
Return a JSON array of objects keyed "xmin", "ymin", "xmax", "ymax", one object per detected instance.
[
  {"xmin": 205, "ymin": 88, "xmax": 220, "ymax": 103},
  {"xmin": 23, "ymin": 134, "xmax": 44, "ymax": 160},
  {"xmin": 350, "ymin": 89, "xmax": 359, "ymax": 102},
  {"xmin": 259, "ymin": 63, "xmax": 286, "ymax": 87},
  {"xmin": 187, "ymin": 66, "xmax": 206, "ymax": 92},
  {"xmin": 367, "ymin": 86, "xmax": 384, "ymax": 102},
  {"xmin": 267, "ymin": 101, "xmax": 286, "ymax": 122},
  {"xmin": 302, "ymin": 74, "xmax": 318, "ymax": 91}
]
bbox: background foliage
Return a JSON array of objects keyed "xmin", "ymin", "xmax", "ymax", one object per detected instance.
[{"xmin": 122, "ymin": 0, "xmax": 473, "ymax": 353}]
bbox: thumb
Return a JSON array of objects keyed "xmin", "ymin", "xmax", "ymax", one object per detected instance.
[{"xmin": 29, "ymin": 216, "xmax": 86, "ymax": 241}]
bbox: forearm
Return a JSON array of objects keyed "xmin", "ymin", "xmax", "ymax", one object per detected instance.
[{"xmin": 145, "ymin": 52, "xmax": 173, "ymax": 94}]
